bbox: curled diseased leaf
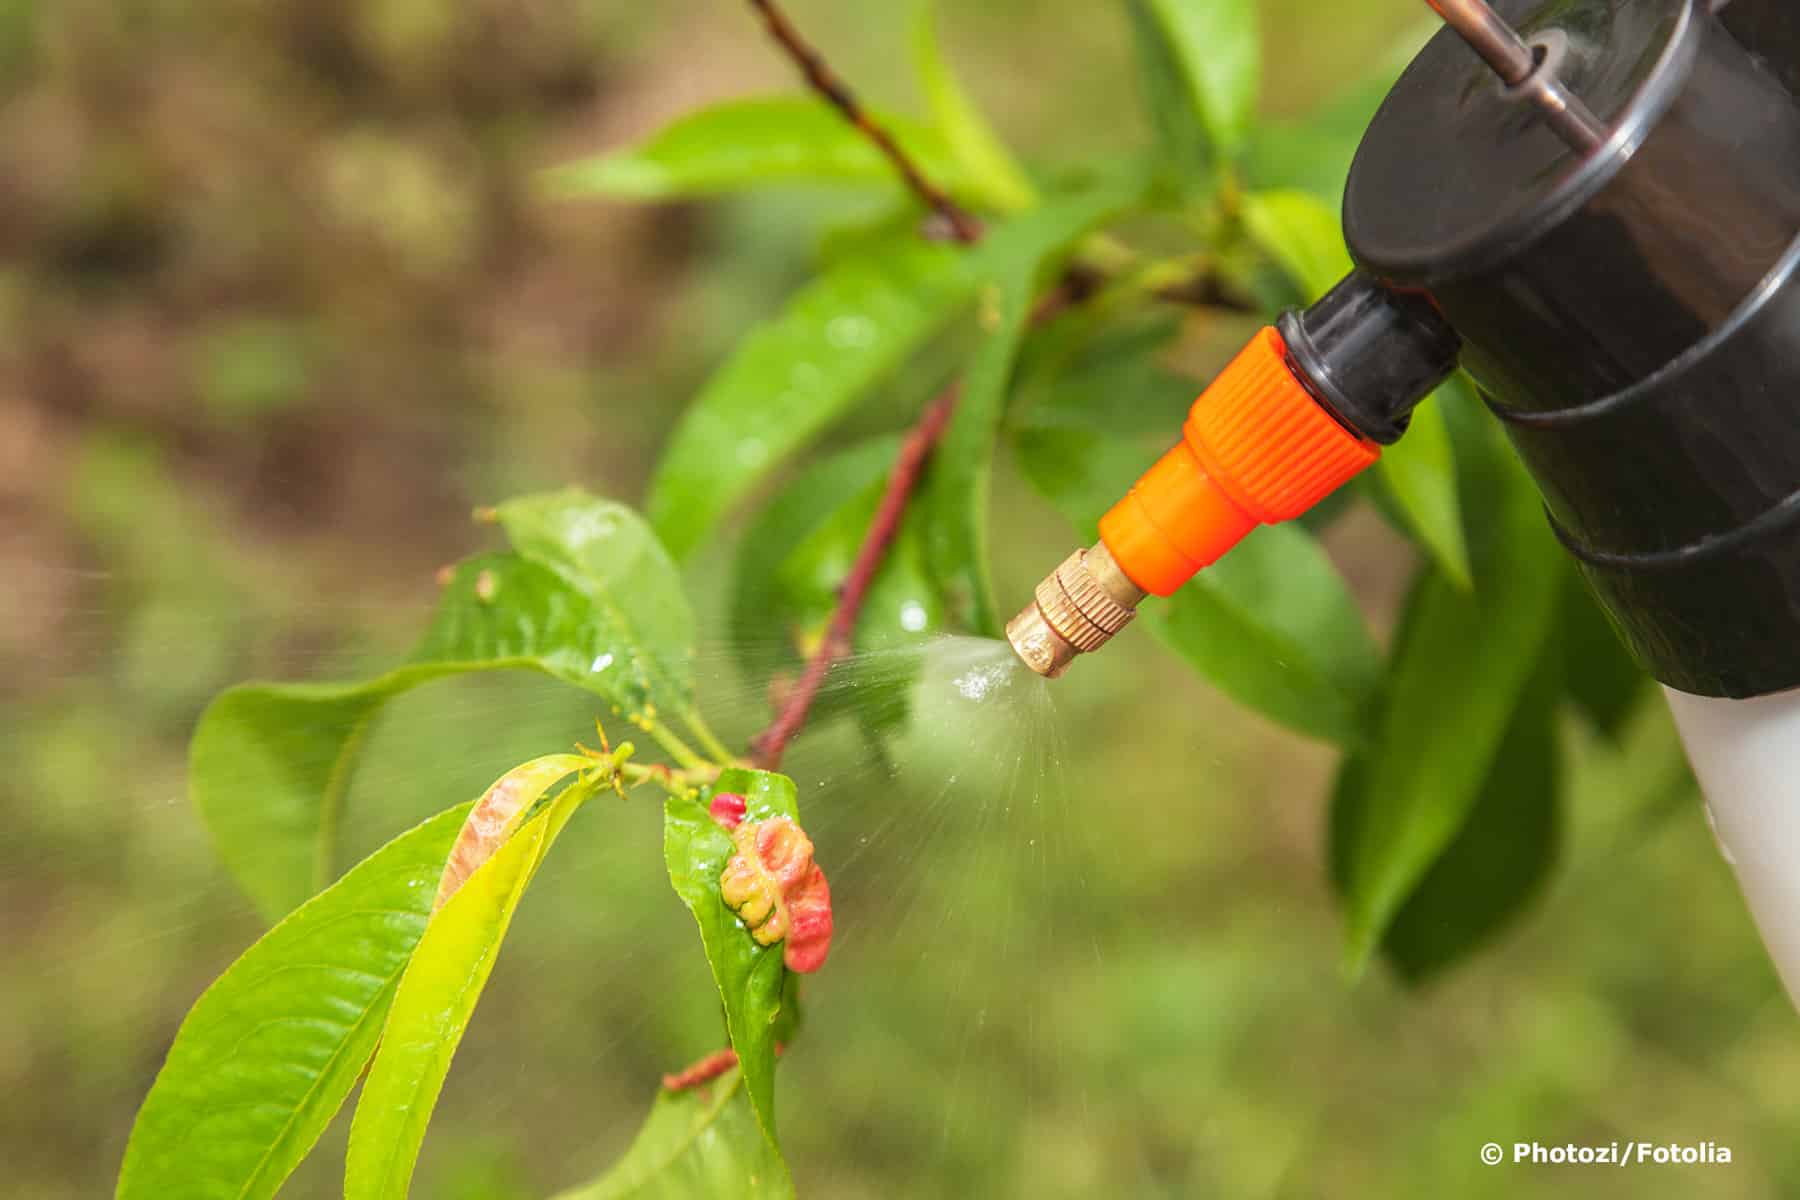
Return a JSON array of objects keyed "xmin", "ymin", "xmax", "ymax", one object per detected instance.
[
  {"xmin": 710, "ymin": 791, "xmax": 749, "ymax": 829},
  {"xmin": 665, "ymin": 768, "xmax": 808, "ymax": 1150},
  {"xmin": 435, "ymin": 753, "xmax": 587, "ymax": 910},
  {"xmin": 346, "ymin": 771, "xmax": 596, "ymax": 1200},
  {"xmin": 711, "ymin": 798, "xmax": 833, "ymax": 975}
]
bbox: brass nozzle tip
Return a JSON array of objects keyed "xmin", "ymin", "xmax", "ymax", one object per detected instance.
[
  {"xmin": 1005, "ymin": 602, "xmax": 1080, "ymax": 678},
  {"xmin": 1004, "ymin": 541, "xmax": 1147, "ymax": 679}
]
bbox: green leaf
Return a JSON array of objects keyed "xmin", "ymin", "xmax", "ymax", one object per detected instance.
[
  {"xmin": 1370, "ymin": 390, "xmax": 1473, "ymax": 589},
  {"xmin": 664, "ymin": 769, "xmax": 802, "ymax": 1161},
  {"xmin": 1239, "ymin": 188, "xmax": 1350, "ymax": 300},
  {"xmin": 345, "ymin": 773, "xmax": 593, "ymax": 1200},
  {"xmin": 1016, "ymin": 311, "xmax": 1196, "ymax": 437},
  {"xmin": 911, "ymin": 0, "xmax": 1036, "ymax": 212},
  {"xmin": 1241, "ymin": 21, "xmax": 1435, "ymax": 202},
  {"xmin": 548, "ymin": 1070, "xmax": 791, "ymax": 1200},
  {"xmin": 1136, "ymin": 0, "xmax": 1261, "ymax": 162},
  {"xmin": 1331, "ymin": 657, "xmax": 1563, "ymax": 983},
  {"xmin": 732, "ymin": 438, "xmax": 942, "ymax": 736},
  {"xmin": 1008, "ymin": 314, "xmax": 1195, "ymax": 534},
  {"xmin": 924, "ymin": 184, "xmax": 1143, "ymax": 633},
  {"xmin": 646, "ymin": 236, "xmax": 977, "ymax": 562},
  {"xmin": 1240, "ymin": 189, "xmax": 1470, "ymax": 584},
  {"xmin": 194, "ymin": 492, "xmax": 695, "ymax": 919},
  {"xmin": 1126, "ymin": 0, "xmax": 1213, "ymax": 190},
  {"xmin": 541, "ymin": 96, "xmax": 957, "ymax": 200},
  {"xmin": 1559, "ymin": 567, "xmax": 1645, "ymax": 739},
  {"xmin": 1147, "ymin": 524, "xmax": 1382, "ymax": 746},
  {"xmin": 491, "ymin": 490, "xmax": 696, "ymax": 707},
  {"xmin": 117, "ymin": 803, "xmax": 470, "ymax": 1200},
  {"xmin": 1012, "ymin": 424, "xmax": 1154, "ymax": 540},
  {"xmin": 1337, "ymin": 406, "xmax": 1563, "ymax": 973}
]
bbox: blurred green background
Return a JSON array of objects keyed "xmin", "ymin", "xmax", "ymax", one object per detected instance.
[{"xmin": 5, "ymin": 0, "xmax": 1797, "ymax": 1196}]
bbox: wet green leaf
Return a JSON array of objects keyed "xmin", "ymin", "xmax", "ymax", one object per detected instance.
[
  {"xmin": 924, "ymin": 184, "xmax": 1143, "ymax": 634},
  {"xmin": 664, "ymin": 769, "xmax": 802, "ymax": 1159},
  {"xmin": 1337, "ymin": 405, "xmax": 1562, "ymax": 973},
  {"xmin": 646, "ymin": 237, "xmax": 976, "ymax": 562},
  {"xmin": 492, "ymin": 490, "xmax": 695, "ymax": 706},
  {"xmin": 193, "ymin": 493, "xmax": 694, "ymax": 919},
  {"xmin": 345, "ymin": 774, "xmax": 593, "ymax": 1200},
  {"xmin": 1332, "ymin": 656, "xmax": 1563, "ymax": 983},
  {"xmin": 732, "ymin": 438, "xmax": 942, "ymax": 737},
  {"xmin": 911, "ymin": 0, "xmax": 1036, "ymax": 213},
  {"xmin": 1241, "ymin": 189, "xmax": 1469, "ymax": 585},
  {"xmin": 541, "ymin": 96, "xmax": 957, "ymax": 200},
  {"xmin": 548, "ymin": 1069, "xmax": 791, "ymax": 1200},
  {"xmin": 1136, "ymin": 0, "xmax": 1261, "ymax": 162},
  {"xmin": 116, "ymin": 803, "xmax": 470, "ymax": 1200},
  {"xmin": 1148, "ymin": 524, "xmax": 1382, "ymax": 746}
]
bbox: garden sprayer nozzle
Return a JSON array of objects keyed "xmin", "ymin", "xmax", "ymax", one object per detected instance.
[
  {"xmin": 1006, "ymin": 325, "xmax": 1385, "ymax": 679},
  {"xmin": 1004, "ymin": 541, "xmax": 1146, "ymax": 678}
]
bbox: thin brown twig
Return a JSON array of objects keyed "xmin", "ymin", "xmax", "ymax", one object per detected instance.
[{"xmin": 745, "ymin": 0, "xmax": 983, "ymax": 244}]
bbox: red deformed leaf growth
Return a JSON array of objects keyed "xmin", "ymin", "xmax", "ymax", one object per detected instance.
[{"xmin": 710, "ymin": 796, "xmax": 833, "ymax": 974}]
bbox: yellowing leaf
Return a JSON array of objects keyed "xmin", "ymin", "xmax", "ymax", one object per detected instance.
[
  {"xmin": 434, "ymin": 753, "xmax": 587, "ymax": 910},
  {"xmin": 345, "ymin": 774, "xmax": 594, "ymax": 1200}
]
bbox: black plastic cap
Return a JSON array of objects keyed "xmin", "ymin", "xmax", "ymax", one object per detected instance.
[{"xmin": 1277, "ymin": 272, "xmax": 1462, "ymax": 445}]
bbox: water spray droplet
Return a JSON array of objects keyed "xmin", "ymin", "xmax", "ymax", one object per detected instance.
[{"xmin": 952, "ymin": 662, "xmax": 1014, "ymax": 702}]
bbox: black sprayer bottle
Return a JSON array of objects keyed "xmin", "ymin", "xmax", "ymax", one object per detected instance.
[{"xmin": 1004, "ymin": 0, "xmax": 1800, "ymax": 1002}]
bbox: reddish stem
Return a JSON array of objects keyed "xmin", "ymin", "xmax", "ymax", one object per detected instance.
[
  {"xmin": 750, "ymin": 386, "xmax": 959, "ymax": 769},
  {"xmin": 745, "ymin": 0, "xmax": 983, "ymax": 244},
  {"xmin": 662, "ymin": 1047, "xmax": 741, "ymax": 1092},
  {"xmin": 661, "ymin": 1043, "xmax": 789, "ymax": 1092}
]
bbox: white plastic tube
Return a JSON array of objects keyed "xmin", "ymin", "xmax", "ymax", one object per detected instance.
[{"xmin": 1666, "ymin": 685, "xmax": 1800, "ymax": 1005}]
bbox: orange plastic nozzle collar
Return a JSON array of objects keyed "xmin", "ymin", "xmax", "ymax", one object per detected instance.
[{"xmin": 1098, "ymin": 326, "xmax": 1379, "ymax": 597}]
